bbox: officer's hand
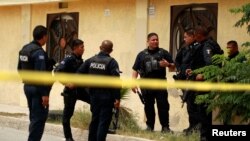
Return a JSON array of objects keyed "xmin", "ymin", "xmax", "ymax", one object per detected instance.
[
  {"xmin": 132, "ymin": 87, "xmax": 138, "ymax": 93},
  {"xmin": 196, "ymin": 74, "xmax": 204, "ymax": 81},
  {"xmin": 159, "ymin": 59, "xmax": 169, "ymax": 67},
  {"xmin": 186, "ymin": 69, "xmax": 192, "ymax": 76},
  {"xmin": 65, "ymin": 83, "xmax": 75, "ymax": 89},
  {"xmin": 114, "ymin": 99, "xmax": 120, "ymax": 108},
  {"xmin": 42, "ymin": 96, "xmax": 49, "ymax": 109}
]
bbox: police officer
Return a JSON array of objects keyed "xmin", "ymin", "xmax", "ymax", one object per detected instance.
[
  {"xmin": 186, "ymin": 25, "xmax": 224, "ymax": 141},
  {"xmin": 54, "ymin": 39, "xmax": 90, "ymax": 141},
  {"xmin": 17, "ymin": 25, "xmax": 54, "ymax": 141},
  {"xmin": 132, "ymin": 32, "xmax": 175, "ymax": 133},
  {"xmin": 77, "ymin": 40, "xmax": 121, "ymax": 141},
  {"xmin": 174, "ymin": 28, "xmax": 194, "ymax": 80},
  {"xmin": 174, "ymin": 28, "xmax": 201, "ymax": 135},
  {"xmin": 226, "ymin": 40, "xmax": 246, "ymax": 62},
  {"xmin": 190, "ymin": 26, "xmax": 223, "ymax": 70}
]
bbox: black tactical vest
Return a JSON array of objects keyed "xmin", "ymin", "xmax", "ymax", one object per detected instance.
[
  {"xmin": 88, "ymin": 55, "xmax": 113, "ymax": 75},
  {"xmin": 69, "ymin": 55, "xmax": 83, "ymax": 73},
  {"xmin": 18, "ymin": 43, "xmax": 42, "ymax": 70},
  {"xmin": 140, "ymin": 48, "xmax": 164, "ymax": 77},
  {"xmin": 54, "ymin": 54, "xmax": 83, "ymax": 73}
]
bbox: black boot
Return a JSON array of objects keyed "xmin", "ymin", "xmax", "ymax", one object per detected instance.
[
  {"xmin": 65, "ymin": 138, "xmax": 74, "ymax": 141},
  {"xmin": 161, "ymin": 126, "xmax": 173, "ymax": 134},
  {"xmin": 145, "ymin": 125, "xmax": 154, "ymax": 132},
  {"xmin": 183, "ymin": 124, "xmax": 200, "ymax": 135}
]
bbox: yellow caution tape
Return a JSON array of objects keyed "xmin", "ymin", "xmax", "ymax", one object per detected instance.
[{"xmin": 0, "ymin": 70, "xmax": 250, "ymax": 91}]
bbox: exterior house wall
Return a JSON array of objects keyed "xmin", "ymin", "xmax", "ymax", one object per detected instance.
[
  {"xmin": 0, "ymin": 6, "xmax": 22, "ymax": 105},
  {"xmin": 217, "ymin": 0, "xmax": 250, "ymax": 48},
  {"xmin": 0, "ymin": 0, "xmax": 249, "ymax": 131}
]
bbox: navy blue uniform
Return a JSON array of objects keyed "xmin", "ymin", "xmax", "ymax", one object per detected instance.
[
  {"xmin": 174, "ymin": 43, "xmax": 194, "ymax": 80},
  {"xmin": 189, "ymin": 38, "xmax": 223, "ymax": 141},
  {"xmin": 190, "ymin": 38, "xmax": 223, "ymax": 70},
  {"xmin": 54, "ymin": 53, "xmax": 90, "ymax": 140},
  {"xmin": 132, "ymin": 47, "xmax": 173, "ymax": 131},
  {"xmin": 17, "ymin": 41, "xmax": 53, "ymax": 141},
  {"xmin": 174, "ymin": 42, "xmax": 201, "ymax": 134},
  {"xmin": 77, "ymin": 52, "xmax": 120, "ymax": 141}
]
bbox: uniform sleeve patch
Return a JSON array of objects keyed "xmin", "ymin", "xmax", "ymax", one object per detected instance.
[
  {"xmin": 206, "ymin": 49, "xmax": 211, "ymax": 55},
  {"xmin": 38, "ymin": 55, "xmax": 45, "ymax": 60},
  {"xmin": 61, "ymin": 61, "xmax": 65, "ymax": 65}
]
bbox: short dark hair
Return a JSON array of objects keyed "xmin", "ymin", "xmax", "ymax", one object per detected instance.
[
  {"xmin": 184, "ymin": 28, "xmax": 195, "ymax": 36},
  {"xmin": 71, "ymin": 39, "xmax": 84, "ymax": 50},
  {"xmin": 147, "ymin": 32, "xmax": 158, "ymax": 40},
  {"xmin": 227, "ymin": 40, "xmax": 238, "ymax": 47},
  {"xmin": 195, "ymin": 25, "xmax": 209, "ymax": 37},
  {"xmin": 33, "ymin": 25, "xmax": 48, "ymax": 40}
]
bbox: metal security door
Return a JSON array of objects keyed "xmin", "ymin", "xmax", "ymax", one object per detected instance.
[
  {"xmin": 46, "ymin": 12, "xmax": 79, "ymax": 59},
  {"xmin": 170, "ymin": 3, "xmax": 218, "ymax": 60}
]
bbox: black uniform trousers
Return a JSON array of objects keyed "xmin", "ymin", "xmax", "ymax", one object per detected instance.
[
  {"xmin": 88, "ymin": 93, "xmax": 114, "ymax": 141},
  {"xmin": 141, "ymin": 89, "xmax": 170, "ymax": 130},
  {"xmin": 24, "ymin": 85, "xmax": 48, "ymax": 141},
  {"xmin": 198, "ymin": 103, "xmax": 212, "ymax": 141},
  {"xmin": 186, "ymin": 90, "xmax": 200, "ymax": 129},
  {"xmin": 62, "ymin": 89, "xmax": 90, "ymax": 139},
  {"xmin": 188, "ymin": 91, "xmax": 212, "ymax": 141}
]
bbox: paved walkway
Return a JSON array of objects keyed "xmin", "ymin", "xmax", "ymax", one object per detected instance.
[
  {"xmin": 0, "ymin": 104, "xmax": 153, "ymax": 141},
  {"xmin": 0, "ymin": 126, "xmax": 64, "ymax": 141}
]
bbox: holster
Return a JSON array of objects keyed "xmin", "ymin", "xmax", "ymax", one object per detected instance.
[
  {"xmin": 61, "ymin": 87, "xmax": 76, "ymax": 97},
  {"xmin": 61, "ymin": 92, "xmax": 69, "ymax": 97}
]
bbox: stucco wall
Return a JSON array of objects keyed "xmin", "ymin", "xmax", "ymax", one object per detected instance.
[
  {"xmin": 0, "ymin": 6, "xmax": 22, "ymax": 105},
  {"xmin": 0, "ymin": 0, "xmax": 249, "ymax": 131},
  {"xmin": 217, "ymin": 0, "xmax": 250, "ymax": 49}
]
